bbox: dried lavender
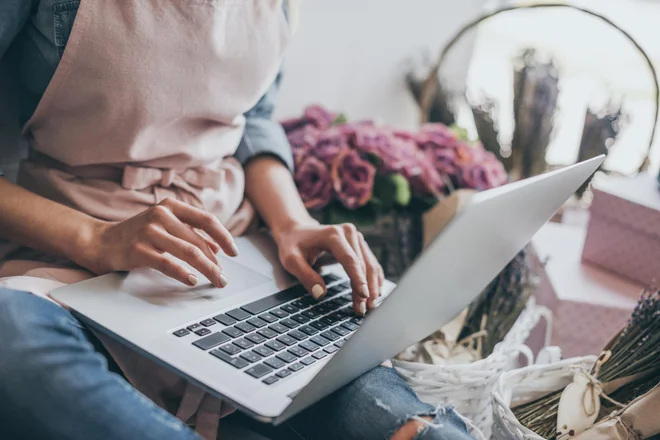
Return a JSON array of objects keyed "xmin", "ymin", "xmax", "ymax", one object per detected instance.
[
  {"xmin": 513, "ymin": 288, "xmax": 660, "ymax": 439},
  {"xmin": 458, "ymin": 246, "xmax": 538, "ymax": 357}
]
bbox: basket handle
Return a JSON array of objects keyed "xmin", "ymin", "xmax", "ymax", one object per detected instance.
[{"xmin": 419, "ymin": 3, "xmax": 659, "ymax": 172}]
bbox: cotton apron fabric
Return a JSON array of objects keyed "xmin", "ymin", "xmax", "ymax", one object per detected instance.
[{"xmin": 0, "ymin": 1, "xmax": 290, "ymax": 437}]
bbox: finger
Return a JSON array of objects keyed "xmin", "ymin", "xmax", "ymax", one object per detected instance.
[
  {"xmin": 145, "ymin": 225, "xmax": 226, "ymax": 288},
  {"xmin": 193, "ymin": 227, "xmax": 221, "ymax": 254},
  {"xmin": 138, "ymin": 247, "xmax": 200, "ymax": 287},
  {"xmin": 159, "ymin": 198, "xmax": 238, "ymax": 257},
  {"xmin": 359, "ymin": 236, "xmax": 381, "ymax": 310},
  {"xmin": 155, "ymin": 212, "xmax": 219, "ymax": 265},
  {"xmin": 377, "ymin": 265, "xmax": 385, "ymax": 296},
  {"xmin": 281, "ymin": 251, "xmax": 326, "ymax": 300},
  {"xmin": 342, "ymin": 225, "xmax": 369, "ymax": 313}
]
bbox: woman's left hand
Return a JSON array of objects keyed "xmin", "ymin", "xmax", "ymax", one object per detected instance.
[{"xmin": 272, "ymin": 220, "xmax": 384, "ymax": 316}]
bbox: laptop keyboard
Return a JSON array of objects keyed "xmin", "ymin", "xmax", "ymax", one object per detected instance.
[{"xmin": 171, "ymin": 274, "xmax": 365, "ymax": 386}]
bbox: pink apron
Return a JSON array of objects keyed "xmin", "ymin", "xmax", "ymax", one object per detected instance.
[{"xmin": 0, "ymin": 0, "xmax": 290, "ymax": 438}]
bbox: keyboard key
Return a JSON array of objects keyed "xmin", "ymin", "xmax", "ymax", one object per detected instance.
[
  {"xmin": 246, "ymin": 317, "xmax": 268, "ymax": 328},
  {"xmin": 288, "ymin": 363, "xmax": 304, "ymax": 372},
  {"xmin": 220, "ymin": 344, "xmax": 241, "ymax": 355},
  {"xmin": 336, "ymin": 295, "xmax": 352, "ymax": 305},
  {"xmin": 276, "ymin": 335, "xmax": 297, "ymax": 346},
  {"xmin": 314, "ymin": 305, "xmax": 333, "ymax": 315},
  {"xmin": 213, "ymin": 314, "xmax": 237, "ymax": 326},
  {"xmin": 263, "ymin": 376, "xmax": 279, "ymax": 385},
  {"xmin": 299, "ymin": 297, "xmax": 316, "ymax": 307},
  {"xmin": 287, "ymin": 330, "xmax": 307, "ymax": 341},
  {"xmin": 265, "ymin": 340, "xmax": 287, "ymax": 352},
  {"xmin": 245, "ymin": 364, "xmax": 272, "ymax": 379},
  {"xmin": 310, "ymin": 336, "xmax": 331, "ymax": 347},
  {"xmin": 321, "ymin": 331, "xmax": 339, "ymax": 341},
  {"xmin": 276, "ymin": 369, "xmax": 292, "ymax": 378},
  {"xmin": 245, "ymin": 333, "xmax": 267, "ymax": 344},
  {"xmin": 301, "ymin": 309, "xmax": 320, "ymax": 319},
  {"xmin": 195, "ymin": 328, "xmax": 211, "ymax": 336},
  {"xmin": 200, "ymin": 319, "xmax": 216, "ymax": 327},
  {"xmin": 341, "ymin": 321, "xmax": 359, "ymax": 331},
  {"xmin": 187, "ymin": 323, "xmax": 202, "ymax": 331},
  {"xmin": 241, "ymin": 285, "xmax": 306, "ymax": 315},
  {"xmin": 233, "ymin": 338, "xmax": 254, "ymax": 350},
  {"xmin": 292, "ymin": 300, "xmax": 307, "ymax": 308},
  {"xmin": 310, "ymin": 321, "xmax": 329, "ymax": 331},
  {"xmin": 331, "ymin": 326, "xmax": 350, "ymax": 337},
  {"xmin": 222, "ymin": 327, "xmax": 243, "ymax": 338},
  {"xmin": 240, "ymin": 351, "xmax": 262, "ymax": 363},
  {"xmin": 322, "ymin": 273, "xmax": 342, "ymax": 283},
  {"xmin": 324, "ymin": 345, "xmax": 339, "ymax": 354},
  {"xmin": 253, "ymin": 346, "xmax": 274, "ymax": 357},
  {"xmin": 288, "ymin": 346, "xmax": 308, "ymax": 357},
  {"xmin": 281, "ymin": 304, "xmax": 298, "ymax": 314},
  {"xmin": 226, "ymin": 308, "xmax": 251, "ymax": 321},
  {"xmin": 268, "ymin": 323, "xmax": 288, "ymax": 334},
  {"xmin": 301, "ymin": 357, "xmax": 316, "ymax": 366},
  {"xmin": 291, "ymin": 314, "xmax": 311, "ymax": 324},
  {"xmin": 276, "ymin": 352, "xmax": 297, "ymax": 363},
  {"xmin": 210, "ymin": 350, "xmax": 249, "ymax": 369},
  {"xmin": 312, "ymin": 351, "xmax": 328, "ymax": 360},
  {"xmin": 173, "ymin": 329, "xmax": 190, "ymax": 337},
  {"xmin": 264, "ymin": 357, "xmax": 286, "ymax": 369},
  {"xmin": 235, "ymin": 322, "xmax": 256, "ymax": 333},
  {"xmin": 335, "ymin": 340, "xmax": 345, "ymax": 348},
  {"xmin": 326, "ymin": 284, "xmax": 348, "ymax": 297},
  {"xmin": 320, "ymin": 317, "xmax": 336, "ymax": 326},
  {"xmin": 280, "ymin": 319, "xmax": 299, "ymax": 329},
  {"xmin": 259, "ymin": 313, "xmax": 278, "ymax": 323},
  {"xmin": 258, "ymin": 328, "xmax": 278, "ymax": 339},
  {"xmin": 270, "ymin": 309, "xmax": 289, "ymax": 319},
  {"xmin": 299, "ymin": 341, "xmax": 319, "ymax": 352},
  {"xmin": 299, "ymin": 325, "xmax": 319, "ymax": 336},
  {"xmin": 193, "ymin": 332, "xmax": 230, "ymax": 350},
  {"xmin": 351, "ymin": 317, "xmax": 365, "ymax": 325}
]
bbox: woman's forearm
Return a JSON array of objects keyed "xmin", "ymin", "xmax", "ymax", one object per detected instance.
[
  {"xmin": 0, "ymin": 178, "xmax": 101, "ymax": 266},
  {"xmin": 244, "ymin": 156, "xmax": 315, "ymax": 236}
]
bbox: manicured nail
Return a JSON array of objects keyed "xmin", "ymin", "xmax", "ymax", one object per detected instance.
[
  {"xmin": 360, "ymin": 284, "xmax": 369, "ymax": 299},
  {"xmin": 311, "ymin": 284, "xmax": 325, "ymax": 300},
  {"xmin": 218, "ymin": 273, "xmax": 228, "ymax": 287},
  {"xmin": 230, "ymin": 242, "xmax": 239, "ymax": 257},
  {"xmin": 187, "ymin": 274, "xmax": 199, "ymax": 286},
  {"xmin": 358, "ymin": 302, "xmax": 367, "ymax": 316}
]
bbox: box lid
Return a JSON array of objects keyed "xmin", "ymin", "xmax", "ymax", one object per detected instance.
[{"xmin": 590, "ymin": 173, "xmax": 660, "ymax": 239}]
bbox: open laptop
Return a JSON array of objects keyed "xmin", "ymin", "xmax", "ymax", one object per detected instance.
[{"xmin": 51, "ymin": 156, "xmax": 604, "ymax": 424}]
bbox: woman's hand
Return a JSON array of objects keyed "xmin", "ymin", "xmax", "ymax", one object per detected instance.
[
  {"xmin": 272, "ymin": 220, "xmax": 385, "ymax": 316},
  {"xmin": 87, "ymin": 198, "xmax": 237, "ymax": 288}
]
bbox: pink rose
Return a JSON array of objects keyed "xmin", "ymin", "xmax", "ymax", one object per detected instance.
[
  {"xmin": 459, "ymin": 156, "xmax": 508, "ymax": 190},
  {"xmin": 294, "ymin": 156, "xmax": 333, "ymax": 210},
  {"xmin": 331, "ymin": 149, "xmax": 377, "ymax": 209},
  {"xmin": 304, "ymin": 105, "xmax": 336, "ymax": 130},
  {"xmin": 312, "ymin": 127, "xmax": 350, "ymax": 164}
]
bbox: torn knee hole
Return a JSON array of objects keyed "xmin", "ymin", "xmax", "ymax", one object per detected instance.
[{"xmin": 390, "ymin": 416, "xmax": 434, "ymax": 440}]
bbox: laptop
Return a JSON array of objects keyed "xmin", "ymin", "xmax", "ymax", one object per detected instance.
[{"xmin": 51, "ymin": 156, "xmax": 604, "ymax": 424}]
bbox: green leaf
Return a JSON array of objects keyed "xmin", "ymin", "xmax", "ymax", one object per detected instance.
[
  {"xmin": 373, "ymin": 173, "xmax": 411, "ymax": 209},
  {"xmin": 333, "ymin": 113, "xmax": 348, "ymax": 125},
  {"xmin": 450, "ymin": 124, "xmax": 470, "ymax": 142},
  {"xmin": 390, "ymin": 173, "xmax": 411, "ymax": 206}
]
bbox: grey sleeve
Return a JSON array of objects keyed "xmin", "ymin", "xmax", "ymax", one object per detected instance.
[{"xmin": 234, "ymin": 70, "xmax": 294, "ymax": 172}]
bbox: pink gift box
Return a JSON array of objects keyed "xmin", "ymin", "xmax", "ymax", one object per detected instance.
[
  {"xmin": 528, "ymin": 222, "xmax": 642, "ymax": 358},
  {"xmin": 582, "ymin": 173, "xmax": 660, "ymax": 287}
]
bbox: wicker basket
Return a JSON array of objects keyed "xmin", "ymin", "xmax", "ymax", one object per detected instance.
[
  {"xmin": 491, "ymin": 356, "xmax": 597, "ymax": 440},
  {"xmin": 392, "ymin": 298, "xmax": 551, "ymax": 439}
]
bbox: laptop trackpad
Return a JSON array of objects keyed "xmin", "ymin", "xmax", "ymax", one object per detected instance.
[{"xmin": 120, "ymin": 257, "xmax": 272, "ymax": 305}]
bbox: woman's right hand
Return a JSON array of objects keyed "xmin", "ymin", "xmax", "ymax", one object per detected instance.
[{"xmin": 88, "ymin": 198, "xmax": 237, "ymax": 288}]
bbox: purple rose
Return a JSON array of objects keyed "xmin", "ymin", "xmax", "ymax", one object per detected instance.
[
  {"xmin": 426, "ymin": 146, "xmax": 459, "ymax": 176},
  {"xmin": 304, "ymin": 105, "xmax": 336, "ymax": 130},
  {"xmin": 459, "ymin": 158, "xmax": 508, "ymax": 190},
  {"xmin": 331, "ymin": 149, "xmax": 376, "ymax": 209},
  {"xmin": 402, "ymin": 153, "xmax": 446, "ymax": 197},
  {"xmin": 416, "ymin": 123, "xmax": 459, "ymax": 150},
  {"xmin": 353, "ymin": 126, "xmax": 415, "ymax": 173},
  {"xmin": 312, "ymin": 127, "xmax": 350, "ymax": 164},
  {"xmin": 294, "ymin": 156, "xmax": 333, "ymax": 210},
  {"xmin": 281, "ymin": 116, "xmax": 308, "ymax": 133},
  {"xmin": 287, "ymin": 124, "xmax": 321, "ymax": 150}
]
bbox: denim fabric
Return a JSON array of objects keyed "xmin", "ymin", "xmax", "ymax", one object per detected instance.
[
  {"xmin": 0, "ymin": 289, "xmax": 474, "ymax": 440},
  {"xmin": 0, "ymin": 0, "xmax": 293, "ymax": 177}
]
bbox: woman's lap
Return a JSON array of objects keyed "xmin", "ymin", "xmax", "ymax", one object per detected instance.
[{"xmin": 0, "ymin": 289, "xmax": 471, "ymax": 440}]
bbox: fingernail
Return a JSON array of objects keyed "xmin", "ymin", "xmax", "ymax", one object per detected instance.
[
  {"xmin": 230, "ymin": 242, "xmax": 239, "ymax": 257},
  {"xmin": 358, "ymin": 302, "xmax": 367, "ymax": 316},
  {"xmin": 218, "ymin": 273, "xmax": 228, "ymax": 287},
  {"xmin": 187, "ymin": 274, "xmax": 199, "ymax": 286},
  {"xmin": 311, "ymin": 284, "xmax": 325, "ymax": 300},
  {"xmin": 360, "ymin": 284, "xmax": 369, "ymax": 299}
]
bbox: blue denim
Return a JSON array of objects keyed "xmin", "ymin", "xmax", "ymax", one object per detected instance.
[
  {"xmin": 0, "ymin": 289, "xmax": 473, "ymax": 440},
  {"xmin": 0, "ymin": 0, "xmax": 294, "ymax": 177}
]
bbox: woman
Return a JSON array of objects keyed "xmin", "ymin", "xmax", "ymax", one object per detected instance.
[{"xmin": 0, "ymin": 1, "xmax": 473, "ymax": 439}]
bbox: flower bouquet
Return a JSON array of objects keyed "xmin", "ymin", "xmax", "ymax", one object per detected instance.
[{"xmin": 282, "ymin": 105, "xmax": 508, "ymax": 279}]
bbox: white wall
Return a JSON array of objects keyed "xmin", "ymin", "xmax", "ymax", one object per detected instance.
[{"xmin": 275, "ymin": 0, "xmax": 488, "ymax": 129}]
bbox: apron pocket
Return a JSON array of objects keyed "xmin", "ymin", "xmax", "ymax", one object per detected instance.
[{"xmin": 53, "ymin": 1, "xmax": 81, "ymax": 57}]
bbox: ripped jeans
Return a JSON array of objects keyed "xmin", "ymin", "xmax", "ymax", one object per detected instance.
[{"xmin": 0, "ymin": 289, "xmax": 473, "ymax": 440}]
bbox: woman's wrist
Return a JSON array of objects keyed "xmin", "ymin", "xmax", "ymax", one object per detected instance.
[
  {"xmin": 68, "ymin": 217, "xmax": 112, "ymax": 274},
  {"xmin": 270, "ymin": 214, "xmax": 319, "ymax": 243}
]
